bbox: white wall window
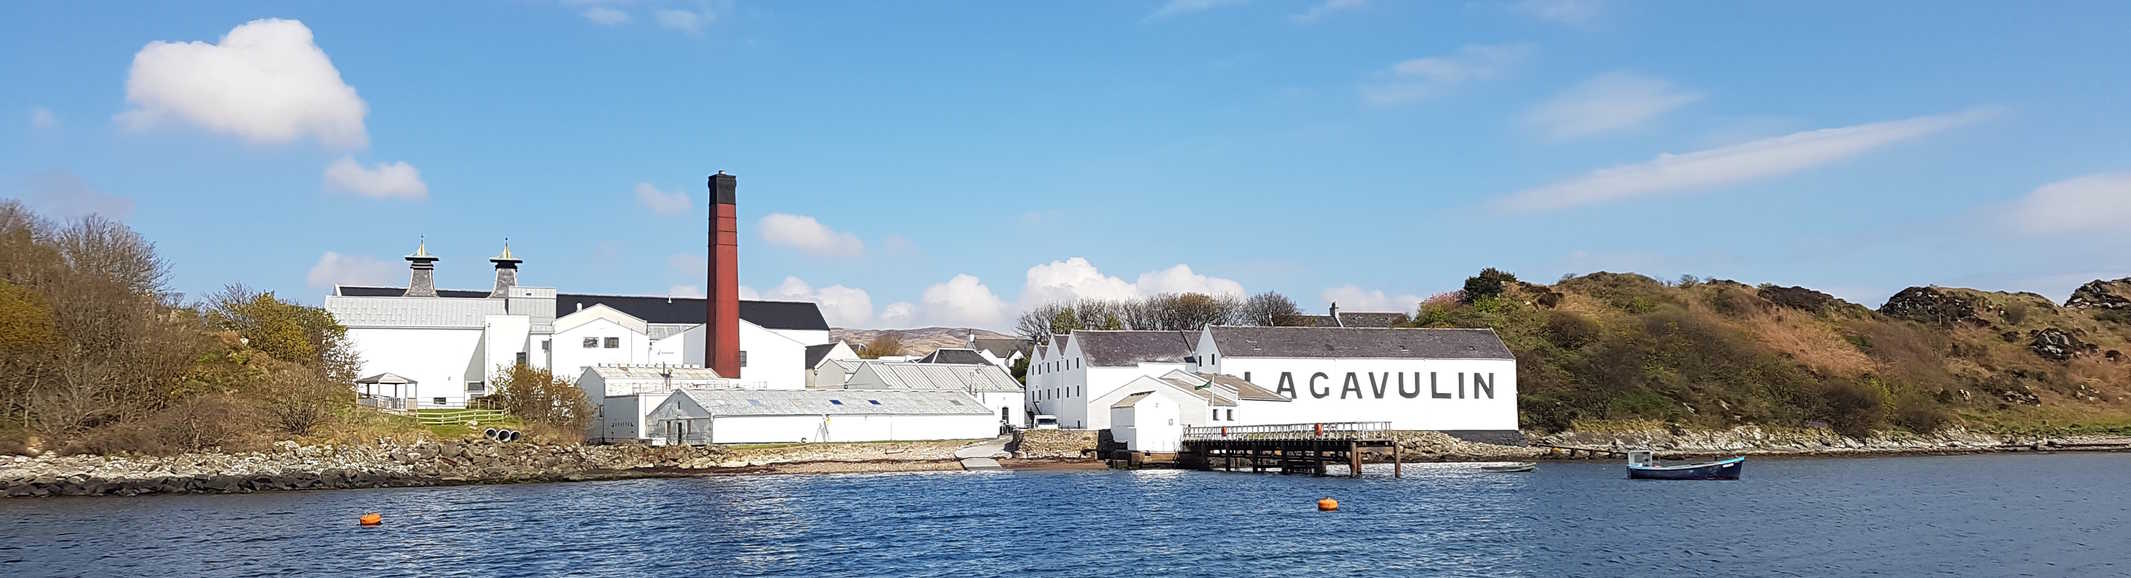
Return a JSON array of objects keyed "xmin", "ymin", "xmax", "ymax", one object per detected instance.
[
  {"xmin": 1225, "ymin": 409, "xmax": 1233, "ymax": 421},
  {"xmin": 740, "ymin": 351, "xmax": 748, "ymax": 367},
  {"xmin": 582, "ymin": 337, "xmax": 598, "ymax": 348},
  {"xmin": 432, "ymin": 397, "xmax": 447, "ymax": 405},
  {"xmin": 603, "ymin": 337, "xmax": 620, "ymax": 349}
]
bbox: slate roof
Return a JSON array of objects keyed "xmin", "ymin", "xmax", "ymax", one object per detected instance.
[
  {"xmin": 666, "ymin": 389, "xmax": 991, "ymax": 417},
  {"xmin": 324, "ymin": 296, "xmax": 506, "ymax": 328},
  {"xmin": 1070, "ymin": 330, "xmax": 1201, "ymax": 367},
  {"xmin": 1187, "ymin": 372, "xmax": 1288, "ymax": 402},
  {"xmin": 969, "ymin": 337, "xmax": 1032, "ymax": 359},
  {"xmin": 1338, "ymin": 312, "xmax": 1411, "ymax": 328},
  {"xmin": 335, "ymin": 286, "xmax": 829, "ymax": 330},
  {"xmin": 916, "ymin": 348, "xmax": 990, "ymax": 365},
  {"xmin": 805, "ymin": 344, "xmax": 840, "ymax": 368},
  {"xmin": 583, "ymin": 365, "xmax": 729, "ymax": 382},
  {"xmin": 1206, "ymin": 326, "xmax": 1513, "ymax": 359},
  {"xmin": 1156, "ymin": 376, "xmax": 1238, "ymax": 406},
  {"xmin": 1111, "ymin": 391, "xmax": 1155, "ymax": 409}
]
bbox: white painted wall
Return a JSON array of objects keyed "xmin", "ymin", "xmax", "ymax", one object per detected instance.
[
  {"xmin": 345, "ymin": 327, "xmax": 484, "ymax": 408},
  {"xmin": 479, "ymin": 314, "xmax": 531, "ymax": 397},
  {"xmin": 551, "ymin": 318, "xmax": 649, "ymax": 381},
  {"xmin": 769, "ymin": 328, "xmax": 831, "ymax": 347},
  {"xmin": 1111, "ymin": 395, "xmax": 1182, "ymax": 452},
  {"xmin": 1204, "ymin": 353, "xmax": 1518, "ymax": 431},
  {"xmin": 645, "ymin": 322, "xmax": 806, "ymax": 389},
  {"xmin": 976, "ymin": 391, "xmax": 1025, "ymax": 429},
  {"xmin": 660, "ymin": 414, "xmax": 995, "ymax": 444}
]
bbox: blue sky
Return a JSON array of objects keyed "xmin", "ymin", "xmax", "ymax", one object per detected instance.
[{"xmin": 4, "ymin": 1, "xmax": 2128, "ymax": 329}]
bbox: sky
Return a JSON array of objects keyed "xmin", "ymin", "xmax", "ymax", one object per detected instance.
[{"xmin": 3, "ymin": 1, "xmax": 2129, "ymax": 330}]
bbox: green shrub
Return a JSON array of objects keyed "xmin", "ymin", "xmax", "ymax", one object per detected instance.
[
  {"xmin": 1542, "ymin": 311, "xmax": 1600, "ymax": 349},
  {"xmin": 1461, "ymin": 268, "xmax": 1517, "ymax": 304}
]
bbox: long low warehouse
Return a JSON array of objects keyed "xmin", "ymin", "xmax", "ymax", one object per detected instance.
[{"xmin": 646, "ymin": 389, "xmax": 999, "ymax": 444}]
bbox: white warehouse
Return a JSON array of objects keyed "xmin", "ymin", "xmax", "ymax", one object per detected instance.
[{"xmin": 647, "ymin": 389, "xmax": 997, "ymax": 444}]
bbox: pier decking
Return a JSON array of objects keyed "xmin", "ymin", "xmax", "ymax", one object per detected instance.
[{"xmin": 1168, "ymin": 422, "xmax": 1404, "ymax": 477}]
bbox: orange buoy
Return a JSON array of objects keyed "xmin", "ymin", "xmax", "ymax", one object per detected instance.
[
  {"xmin": 1317, "ymin": 497, "xmax": 1339, "ymax": 511},
  {"xmin": 358, "ymin": 513, "xmax": 382, "ymax": 526}
]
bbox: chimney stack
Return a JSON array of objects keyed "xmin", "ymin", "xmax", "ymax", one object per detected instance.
[
  {"xmin": 488, "ymin": 240, "xmax": 522, "ymax": 298},
  {"xmin": 1330, "ymin": 301, "xmax": 1342, "ymax": 327},
  {"xmin": 706, "ymin": 171, "xmax": 741, "ymax": 378},
  {"xmin": 403, "ymin": 239, "xmax": 439, "ymax": 297}
]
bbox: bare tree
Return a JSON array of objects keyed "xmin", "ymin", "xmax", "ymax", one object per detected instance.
[
  {"xmin": 859, "ymin": 333, "xmax": 905, "ymax": 358},
  {"xmin": 1241, "ymin": 291, "xmax": 1304, "ymax": 326}
]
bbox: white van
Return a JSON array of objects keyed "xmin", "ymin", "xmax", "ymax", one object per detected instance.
[{"xmin": 1031, "ymin": 414, "xmax": 1060, "ymax": 430}]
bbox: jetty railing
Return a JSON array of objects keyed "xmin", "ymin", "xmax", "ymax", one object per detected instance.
[{"xmin": 1181, "ymin": 421, "xmax": 1392, "ymax": 441}]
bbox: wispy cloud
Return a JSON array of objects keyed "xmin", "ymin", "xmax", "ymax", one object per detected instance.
[
  {"xmin": 324, "ymin": 157, "xmax": 428, "ymax": 200},
  {"xmin": 1147, "ymin": 0, "xmax": 1244, "ymax": 21},
  {"xmin": 1512, "ymin": 0, "xmax": 1602, "ymax": 26},
  {"xmin": 2008, "ymin": 173, "xmax": 2131, "ymax": 235},
  {"xmin": 759, "ymin": 213, "xmax": 864, "ymax": 257},
  {"xmin": 654, "ymin": 9, "xmax": 708, "ymax": 34},
  {"xmin": 29, "ymin": 107, "xmax": 58, "ymax": 130},
  {"xmin": 1497, "ymin": 109, "xmax": 1994, "ymax": 212},
  {"xmin": 1523, "ymin": 71, "xmax": 1702, "ymax": 141},
  {"xmin": 581, "ymin": 6, "xmax": 628, "ymax": 25},
  {"xmin": 634, "ymin": 182, "xmax": 691, "ymax": 215},
  {"xmin": 1361, "ymin": 44, "xmax": 1532, "ymax": 106},
  {"xmin": 1292, "ymin": 0, "xmax": 1366, "ymax": 23}
]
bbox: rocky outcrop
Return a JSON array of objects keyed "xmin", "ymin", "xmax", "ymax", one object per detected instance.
[
  {"xmin": 1535, "ymin": 425, "xmax": 2049, "ymax": 455},
  {"xmin": 1880, "ymin": 287, "xmax": 1989, "ymax": 326},
  {"xmin": 1013, "ymin": 430, "xmax": 1097, "ymax": 459},
  {"xmin": 0, "ymin": 440, "xmax": 735, "ymax": 498},
  {"xmin": 1758, "ymin": 285, "xmax": 1837, "ymax": 314},
  {"xmin": 2029, "ymin": 328, "xmax": 2098, "ymax": 361},
  {"xmin": 2065, "ymin": 278, "xmax": 2131, "ymax": 310}
]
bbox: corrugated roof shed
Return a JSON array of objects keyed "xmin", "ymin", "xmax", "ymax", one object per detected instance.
[
  {"xmin": 844, "ymin": 362, "xmax": 1022, "ymax": 392},
  {"xmin": 1206, "ymin": 326, "xmax": 1513, "ymax": 359},
  {"xmin": 1071, "ymin": 330, "xmax": 1201, "ymax": 367},
  {"xmin": 325, "ymin": 296, "xmax": 506, "ymax": 328},
  {"xmin": 584, "ymin": 365, "xmax": 727, "ymax": 381},
  {"xmin": 671, "ymin": 389, "xmax": 991, "ymax": 417}
]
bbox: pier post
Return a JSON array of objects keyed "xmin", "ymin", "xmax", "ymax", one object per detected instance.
[
  {"xmin": 1349, "ymin": 441, "xmax": 1362, "ymax": 478},
  {"xmin": 1393, "ymin": 442, "xmax": 1402, "ymax": 478}
]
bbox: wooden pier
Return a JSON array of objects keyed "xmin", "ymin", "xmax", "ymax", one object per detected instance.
[{"xmin": 1177, "ymin": 422, "xmax": 1402, "ymax": 478}]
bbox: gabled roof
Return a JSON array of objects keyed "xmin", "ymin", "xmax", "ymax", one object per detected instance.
[
  {"xmin": 916, "ymin": 348, "xmax": 990, "ymax": 365},
  {"xmin": 1112, "ymin": 391, "xmax": 1155, "ymax": 409},
  {"xmin": 1069, "ymin": 330, "xmax": 1200, "ymax": 367},
  {"xmin": 1165, "ymin": 370, "xmax": 1288, "ymax": 402},
  {"xmin": 1337, "ymin": 312, "xmax": 1411, "ymax": 328},
  {"xmin": 581, "ymin": 365, "xmax": 727, "ymax": 382},
  {"xmin": 324, "ymin": 296, "xmax": 505, "ymax": 328},
  {"xmin": 334, "ymin": 286, "xmax": 830, "ymax": 330},
  {"xmin": 969, "ymin": 337, "xmax": 1032, "ymax": 359},
  {"xmin": 1205, "ymin": 326, "xmax": 1514, "ymax": 359},
  {"xmin": 805, "ymin": 344, "xmax": 839, "ymax": 368},
  {"xmin": 842, "ymin": 362, "xmax": 1022, "ymax": 392}
]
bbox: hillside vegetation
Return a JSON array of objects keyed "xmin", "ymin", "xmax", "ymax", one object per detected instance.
[{"xmin": 1416, "ymin": 269, "xmax": 2131, "ymax": 436}]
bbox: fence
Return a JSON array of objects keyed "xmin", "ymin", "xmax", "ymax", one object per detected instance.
[{"xmin": 1181, "ymin": 421, "xmax": 1392, "ymax": 441}]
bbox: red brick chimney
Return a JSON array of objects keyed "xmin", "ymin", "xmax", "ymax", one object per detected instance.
[{"xmin": 707, "ymin": 171, "xmax": 741, "ymax": 378}]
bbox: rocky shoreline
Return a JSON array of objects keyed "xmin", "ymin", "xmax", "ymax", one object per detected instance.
[{"xmin": 9, "ymin": 427, "xmax": 2129, "ymax": 497}]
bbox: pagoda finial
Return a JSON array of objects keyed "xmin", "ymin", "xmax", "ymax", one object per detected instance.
[{"xmin": 490, "ymin": 237, "xmax": 522, "ymax": 265}]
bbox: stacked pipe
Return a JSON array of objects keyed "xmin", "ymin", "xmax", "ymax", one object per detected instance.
[{"xmin": 483, "ymin": 428, "xmax": 522, "ymax": 443}]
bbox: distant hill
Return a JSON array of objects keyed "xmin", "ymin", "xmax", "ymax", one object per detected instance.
[
  {"xmin": 828, "ymin": 327, "xmax": 1013, "ymax": 356},
  {"xmin": 1426, "ymin": 272, "xmax": 2131, "ymax": 436}
]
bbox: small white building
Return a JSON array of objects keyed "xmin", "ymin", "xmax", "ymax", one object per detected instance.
[
  {"xmin": 647, "ymin": 389, "xmax": 997, "ymax": 444},
  {"xmin": 1110, "ymin": 392, "xmax": 1182, "ymax": 453},
  {"xmin": 833, "ymin": 361, "xmax": 1026, "ymax": 429},
  {"xmin": 1192, "ymin": 326, "xmax": 1519, "ymax": 434},
  {"xmin": 579, "ymin": 365, "xmax": 769, "ymax": 443}
]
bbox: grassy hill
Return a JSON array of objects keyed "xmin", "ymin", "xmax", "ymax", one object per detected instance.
[{"xmin": 1416, "ymin": 271, "xmax": 2131, "ymax": 436}]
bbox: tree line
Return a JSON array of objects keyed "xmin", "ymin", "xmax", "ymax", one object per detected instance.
[{"xmin": 1013, "ymin": 291, "xmax": 1317, "ymax": 341}]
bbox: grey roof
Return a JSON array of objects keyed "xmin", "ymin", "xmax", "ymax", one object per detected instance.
[
  {"xmin": 669, "ymin": 388, "xmax": 991, "ymax": 417},
  {"xmin": 969, "ymin": 337, "xmax": 1032, "ymax": 359},
  {"xmin": 1112, "ymin": 391, "xmax": 1154, "ymax": 409},
  {"xmin": 648, "ymin": 323, "xmax": 697, "ymax": 341},
  {"xmin": 335, "ymin": 286, "xmax": 829, "ymax": 330},
  {"xmin": 1338, "ymin": 312, "xmax": 1411, "ymax": 328},
  {"xmin": 1052, "ymin": 334, "xmax": 1071, "ymax": 350},
  {"xmin": 916, "ymin": 348, "xmax": 990, "ymax": 365},
  {"xmin": 1190, "ymin": 372, "xmax": 1287, "ymax": 402},
  {"xmin": 583, "ymin": 365, "xmax": 728, "ymax": 382},
  {"xmin": 1071, "ymin": 330, "xmax": 1201, "ymax": 367},
  {"xmin": 805, "ymin": 343, "xmax": 841, "ymax": 368},
  {"xmin": 325, "ymin": 296, "xmax": 506, "ymax": 328},
  {"xmin": 1206, "ymin": 326, "xmax": 1513, "ymax": 359},
  {"xmin": 842, "ymin": 362, "xmax": 1023, "ymax": 393},
  {"xmin": 1155, "ymin": 376, "xmax": 1237, "ymax": 406},
  {"xmin": 356, "ymin": 372, "xmax": 416, "ymax": 385}
]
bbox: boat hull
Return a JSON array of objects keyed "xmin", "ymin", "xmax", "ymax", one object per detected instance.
[{"xmin": 1627, "ymin": 457, "xmax": 1744, "ymax": 480}]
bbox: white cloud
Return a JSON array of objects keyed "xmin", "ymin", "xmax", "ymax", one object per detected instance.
[
  {"xmin": 737, "ymin": 285, "xmax": 761, "ymax": 300},
  {"xmin": 22, "ymin": 171, "xmax": 134, "ymax": 219},
  {"xmin": 1362, "ymin": 44, "xmax": 1532, "ymax": 106},
  {"xmin": 1291, "ymin": 0, "xmax": 1365, "ymax": 22},
  {"xmin": 751, "ymin": 276, "xmax": 877, "ymax": 327},
  {"xmin": 1321, "ymin": 285, "xmax": 1423, "ymax": 313},
  {"xmin": 759, "ymin": 213, "xmax": 864, "ymax": 257},
  {"xmin": 878, "ymin": 302, "xmax": 916, "ymax": 326},
  {"xmin": 118, "ymin": 18, "xmax": 369, "ymax": 150},
  {"xmin": 635, "ymin": 182, "xmax": 690, "ymax": 215},
  {"xmin": 324, "ymin": 156, "xmax": 428, "ymax": 199},
  {"xmin": 581, "ymin": 6, "xmax": 629, "ymax": 25},
  {"xmin": 2009, "ymin": 173, "xmax": 2131, "ymax": 235},
  {"xmin": 1147, "ymin": 0, "xmax": 1245, "ymax": 21},
  {"xmin": 306, "ymin": 251, "xmax": 400, "ymax": 289},
  {"xmin": 667, "ymin": 284, "xmax": 704, "ymax": 298},
  {"xmin": 29, "ymin": 107, "xmax": 58, "ymax": 130},
  {"xmin": 922, "ymin": 274, "xmax": 1011, "ymax": 328},
  {"xmin": 1497, "ymin": 109, "xmax": 1994, "ymax": 211},
  {"xmin": 654, "ymin": 9, "xmax": 707, "ymax": 34},
  {"xmin": 1523, "ymin": 71, "xmax": 1701, "ymax": 141},
  {"xmin": 1020, "ymin": 257, "xmax": 1247, "ymax": 306},
  {"xmin": 1513, "ymin": 0, "xmax": 1602, "ymax": 26}
]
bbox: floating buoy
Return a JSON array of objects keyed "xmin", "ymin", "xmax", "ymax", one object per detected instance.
[
  {"xmin": 358, "ymin": 512, "xmax": 382, "ymax": 526},
  {"xmin": 1317, "ymin": 497, "xmax": 1339, "ymax": 511}
]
